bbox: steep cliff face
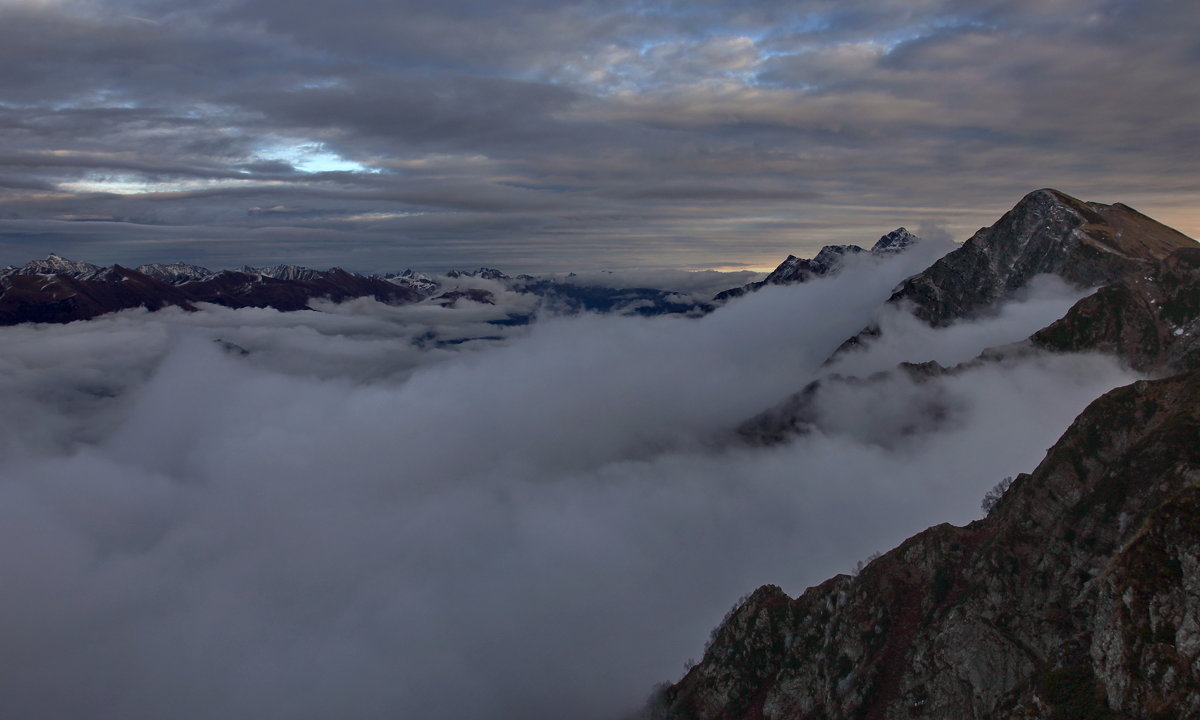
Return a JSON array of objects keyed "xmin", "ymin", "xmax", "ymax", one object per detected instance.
[{"xmin": 648, "ymin": 370, "xmax": 1200, "ymax": 720}]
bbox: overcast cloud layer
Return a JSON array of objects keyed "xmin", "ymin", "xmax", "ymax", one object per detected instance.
[
  {"xmin": 0, "ymin": 0, "xmax": 1196, "ymax": 271},
  {"xmin": 0, "ymin": 246, "xmax": 1141, "ymax": 719}
]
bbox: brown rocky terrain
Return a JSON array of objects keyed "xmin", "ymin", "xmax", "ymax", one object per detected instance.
[
  {"xmin": 885, "ymin": 188, "xmax": 1194, "ymax": 328},
  {"xmin": 747, "ymin": 191, "xmax": 1199, "ymax": 448},
  {"xmin": 737, "ymin": 246, "xmax": 1200, "ymax": 448},
  {"xmin": 1031, "ymin": 247, "xmax": 1200, "ymax": 374},
  {"xmin": 644, "ymin": 194, "xmax": 1200, "ymax": 720},
  {"xmin": 648, "ymin": 366, "xmax": 1200, "ymax": 720},
  {"xmin": 832, "ymin": 189, "xmax": 1197, "ymax": 357},
  {"xmin": 0, "ymin": 265, "xmax": 199, "ymax": 325}
]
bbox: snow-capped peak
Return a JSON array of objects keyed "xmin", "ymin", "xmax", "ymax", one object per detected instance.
[
  {"xmin": 136, "ymin": 262, "xmax": 215, "ymax": 283},
  {"xmin": 381, "ymin": 269, "xmax": 440, "ymax": 294},
  {"xmin": 870, "ymin": 228, "xmax": 920, "ymax": 255},
  {"xmin": 17, "ymin": 253, "xmax": 104, "ymax": 279},
  {"xmin": 445, "ymin": 267, "xmax": 510, "ymax": 281}
]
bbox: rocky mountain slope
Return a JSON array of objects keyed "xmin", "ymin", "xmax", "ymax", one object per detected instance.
[
  {"xmin": 0, "ymin": 264, "xmax": 200, "ymax": 325},
  {"xmin": 739, "ymin": 246, "xmax": 1200, "ymax": 448},
  {"xmin": 0, "ymin": 260, "xmax": 430, "ymax": 324},
  {"xmin": 831, "ymin": 189, "xmax": 1196, "ymax": 358},
  {"xmin": 714, "ymin": 228, "xmax": 921, "ymax": 303},
  {"xmin": 8, "ymin": 252, "xmax": 109, "ymax": 280},
  {"xmin": 0, "ymin": 254, "xmax": 720, "ymax": 325},
  {"xmin": 176, "ymin": 267, "xmax": 426, "ymax": 311},
  {"xmin": 1031, "ymin": 247, "xmax": 1200, "ymax": 374},
  {"xmin": 649, "ymin": 365, "xmax": 1200, "ymax": 720},
  {"xmin": 643, "ymin": 195, "xmax": 1200, "ymax": 720},
  {"xmin": 887, "ymin": 189, "xmax": 1193, "ymax": 327},
  {"xmin": 0, "ymin": 224, "xmax": 925, "ymax": 327},
  {"xmin": 136, "ymin": 261, "xmax": 216, "ymax": 283}
]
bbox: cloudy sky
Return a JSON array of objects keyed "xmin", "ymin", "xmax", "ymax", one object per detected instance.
[{"xmin": 1, "ymin": 0, "xmax": 1196, "ymax": 272}]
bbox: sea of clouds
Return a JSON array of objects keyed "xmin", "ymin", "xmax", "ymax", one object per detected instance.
[{"xmin": 0, "ymin": 243, "xmax": 1139, "ymax": 719}]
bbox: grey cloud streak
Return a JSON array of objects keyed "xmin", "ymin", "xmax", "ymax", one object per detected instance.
[{"xmin": 0, "ymin": 0, "xmax": 1196, "ymax": 271}]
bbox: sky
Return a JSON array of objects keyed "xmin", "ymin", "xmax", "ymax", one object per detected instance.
[
  {"xmin": 0, "ymin": 0, "xmax": 1197, "ymax": 272},
  {"xmin": 0, "ymin": 246, "xmax": 1141, "ymax": 719}
]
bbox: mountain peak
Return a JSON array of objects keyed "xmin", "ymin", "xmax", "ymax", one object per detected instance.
[
  {"xmin": 713, "ymin": 231, "xmax": 923, "ymax": 303},
  {"xmin": 870, "ymin": 227, "xmax": 919, "ymax": 255},
  {"xmin": 446, "ymin": 267, "xmax": 510, "ymax": 280},
  {"xmin": 136, "ymin": 262, "xmax": 215, "ymax": 283},
  {"xmin": 17, "ymin": 253, "xmax": 103, "ymax": 279},
  {"xmin": 879, "ymin": 190, "xmax": 1196, "ymax": 327}
]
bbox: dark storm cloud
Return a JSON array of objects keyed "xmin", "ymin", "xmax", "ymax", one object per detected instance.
[{"xmin": 0, "ymin": 0, "xmax": 1196, "ymax": 270}]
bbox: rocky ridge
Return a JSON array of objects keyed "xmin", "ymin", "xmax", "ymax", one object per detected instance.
[
  {"xmin": 746, "ymin": 191, "xmax": 1199, "ymax": 448},
  {"xmin": 714, "ymin": 228, "xmax": 921, "ymax": 303},
  {"xmin": 0, "ymin": 254, "xmax": 721, "ymax": 326},
  {"xmin": 889, "ymin": 189, "xmax": 1192, "ymax": 327},
  {"xmin": 0, "ymin": 224, "xmax": 926, "ymax": 327},
  {"xmin": 649, "ymin": 366, "xmax": 1200, "ymax": 720},
  {"xmin": 833, "ymin": 189, "xmax": 1195, "ymax": 358},
  {"xmin": 1031, "ymin": 247, "xmax": 1200, "ymax": 374},
  {"xmin": 381, "ymin": 269, "xmax": 440, "ymax": 294},
  {"xmin": 135, "ymin": 261, "xmax": 216, "ymax": 283},
  {"xmin": 644, "ymin": 194, "xmax": 1200, "ymax": 720},
  {"xmin": 739, "ymin": 239, "xmax": 1200, "ymax": 446},
  {"xmin": 176, "ymin": 267, "xmax": 426, "ymax": 311},
  {"xmin": 0, "ymin": 260, "xmax": 432, "ymax": 324},
  {"xmin": 9, "ymin": 252, "xmax": 108, "ymax": 280},
  {"xmin": 0, "ymin": 264, "xmax": 200, "ymax": 325}
]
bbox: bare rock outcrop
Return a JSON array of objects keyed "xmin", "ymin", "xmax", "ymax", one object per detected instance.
[
  {"xmin": 714, "ymin": 229, "xmax": 921, "ymax": 303},
  {"xmin": 648, "ymin": 369, "xmax": 1200, "ymax": 719},
  {"xmin": 887, "ymin": 188, "xmax": 1195, "ymax": 328}
]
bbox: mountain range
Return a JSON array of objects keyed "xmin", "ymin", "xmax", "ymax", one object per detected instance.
[
  {"xmin": 0, "ymin": 220, "xmax": 931, "ymax": 328},
  {"xmin": 642, "ymin": 189, "xmax": 1200, "ymax": 720},
  {"xmin": 713, "ymin": 228, "xmax": 921, "ymax": 303},
  {"xmin": 3, "ymin": 188, "xmax": 1199, "ymax": 719},
  {"xmin": 0, "ymin": 256, "xmax": 730, "ymax": 326}
]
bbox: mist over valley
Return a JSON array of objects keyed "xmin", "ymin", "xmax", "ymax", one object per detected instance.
[{"xmin": 5, "ymin": 190, "xmax": 1194, "ymax": 718}]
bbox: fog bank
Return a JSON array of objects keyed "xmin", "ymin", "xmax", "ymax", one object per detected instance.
[{"xmin": 0, "ymin": 248, "xmax": 1138, "ymax": 719}]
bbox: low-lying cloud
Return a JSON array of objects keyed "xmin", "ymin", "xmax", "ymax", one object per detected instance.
[{"xmin": 0, "ymin": 247, "xmax": 1139, "ymax": 719}]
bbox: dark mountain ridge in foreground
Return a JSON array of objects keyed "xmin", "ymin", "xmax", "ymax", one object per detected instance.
[
  {"xmin": 643, "ymin": 191, "xmax": 1200, "ymax": 720},
  {"xmin": 650, "ymin": 364, "xmax": 1200, "ymax": 719}
]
